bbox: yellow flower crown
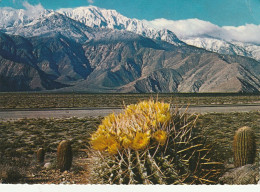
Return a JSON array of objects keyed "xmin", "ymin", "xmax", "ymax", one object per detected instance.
[{"xmin": 90, "ymin": 99, "xmax": 171, "ymax": 154}]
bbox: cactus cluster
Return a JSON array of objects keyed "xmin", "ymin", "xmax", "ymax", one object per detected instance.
[
  {"xmin": 233, "ymin": 126, "xmax": 256, "ymax": 167},
  {"xmin": 89, "ymin": 99, "xmax": 223, "ymax": 184}
]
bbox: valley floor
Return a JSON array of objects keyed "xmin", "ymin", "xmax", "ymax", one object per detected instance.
[
  {"xmin": 0, "ymin": 111, "xmax": 259, "ymax": 184},
  {"xmin": 0, "ymin": 93, "xmax": 259, "ymax": 184}
]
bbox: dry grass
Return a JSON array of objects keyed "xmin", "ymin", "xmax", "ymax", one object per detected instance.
[{"xmin": 0, "ymin": 93, "xmax": 259, "ymax": 109}]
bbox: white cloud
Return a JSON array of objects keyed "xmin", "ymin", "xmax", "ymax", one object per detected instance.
[
  {"xmin": 148, "ymin": 18, "xmax": 221, "ymax": 38},
  {"xmin": 147, "ymin": 18, "xmax": 260, "ymax": 44},
  {"xmin": 22, "ymin": 1, "xmax": 45, "ymax": 18},
  {"xmin": 88, "ymin": 0, "xmax": 94, "ymax": 4},
  {"xmin": 222, "ymin": 24, "xmax": 260, "ymax": 43}
]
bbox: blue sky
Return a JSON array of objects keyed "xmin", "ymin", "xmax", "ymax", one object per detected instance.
[{"xmin": 0, "ymin": 0, "xmax": 260, "ymax": 26}]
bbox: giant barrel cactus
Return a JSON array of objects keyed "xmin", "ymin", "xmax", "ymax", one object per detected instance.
[
  {"xmin": 89, "ymin": 99, "xmax": 223, "ymax": 184},
  {"xmin": 233, "ymin": 126, "xmax": 256, "ymax": 167}
]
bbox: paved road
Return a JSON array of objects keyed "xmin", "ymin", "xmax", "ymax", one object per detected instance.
[{"xmin": 0, "ymin": 104, "xmax": 259, "ymax": 121}]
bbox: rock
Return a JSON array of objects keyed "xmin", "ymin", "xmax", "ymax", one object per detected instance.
[
  {"xmin": 63, "ymin": 171, "xmax": 68, "ymax": 174},
  {"xmin": 44, "ymin": 162, "xmax": 52, "ymax": 169},
  {"xmin": 219, "ymin": 164, "xmax": 259, "ymax": 184},
  {"xmin": 60, "ymin": 180, "xmax": 71, "ymax": 184}
]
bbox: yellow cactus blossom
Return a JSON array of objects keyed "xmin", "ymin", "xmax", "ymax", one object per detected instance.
[
  {"xmin": 121, "ymin": 136, "xmax": 133, "ymax": 149},
  {"xmin": 152, "ymin": 120, "xmax": 157, "ymax": 127},
  {"xmin": 91, "ymin": 135, "xmax": 120, "ymax": 154},
  {"xmin": 91, "ymin": 135, "xmax": 108, "ymax": 151},
  {"xmin": 125, "ymin": 104, "xmax": 137, "ymax": 115},
  {"xmin": 90, "ymin": 99, "xmax": 172, "ymax": 154},
  {"xmin": 102, "ymin": 113, "xmax": 116, "ymax": 128},
  {"xmin": 106, "ymin": 136, "xmax": 121, "ymax": 155},
  {"xmin": 131, "ymin": 132, "xmax": 150, "ymax": 150},
  {"xmin": 98, "ymin": 124, "xmax": 106, "ymax": 131},
  {"xmin": 157, "ymin": 113, "xmax": 171, "ymax": 124},
  {"xmin": 153, "ymin": 130, "xmax": 167, "ymax": 145}
]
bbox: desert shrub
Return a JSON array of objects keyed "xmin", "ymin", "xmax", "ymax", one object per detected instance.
[{"xmin": 0, "ymin": 167, "xmax": 24, "ymax": 183}]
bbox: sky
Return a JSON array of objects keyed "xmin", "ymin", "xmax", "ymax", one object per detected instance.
[{"xmin": 0, "ymin": 0, "xmax": 260, "ymax": 43}]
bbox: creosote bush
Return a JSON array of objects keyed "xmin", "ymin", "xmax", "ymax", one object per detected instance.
[{"xmin": 89, "ymin": 99, "xmax": 224, "ymax": 184}]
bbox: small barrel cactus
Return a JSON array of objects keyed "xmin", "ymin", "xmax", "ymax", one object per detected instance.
[
  {"xmin": 233, "ymin": 126, "xmax": 256, "ymax": 167},
  {"xmin": 89, "ymin": 99, "xmax": 223, "ymax": 184},
  {"xmin": 57, "ymin": 140, "xmax": 73, "ymax": 172},
  {"xmin": 36, "ymin": 148, "xmax": 45, "ymax": 164}
]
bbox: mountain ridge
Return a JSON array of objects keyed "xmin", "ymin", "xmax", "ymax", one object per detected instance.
[
  {"xmin": 0, "ymin": 6, "xmax": 260, "ymax": 92},
  {"xmin": 1, "ymin": 5, "xmax": 259, "ymax": 62},
  {"xmin": 56, "ymin": 6, "xmax": 260, "ymax": 61}
]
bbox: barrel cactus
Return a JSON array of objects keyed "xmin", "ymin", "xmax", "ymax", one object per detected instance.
[
  {"xmin": 36, "ymin": 148, "xmax": 45, "ymax": 164},
  {"xmin": 57, "ymin": 140, "xmax": 73, "ymax": 172},
  {"xmin": 233, "ymin": 126, "xmax": 256, "ymax": 167},
  {"xmin": 89, "ymin": 99, "xmax": 223, "ymax": 184}
]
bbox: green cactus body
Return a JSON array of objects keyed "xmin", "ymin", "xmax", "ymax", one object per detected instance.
[
  {"xmin": 233, "ymin": 126, "xmax": 256, "ymax": 167},
  {"xmin": 36, "ymin": 148, "xmax": 45, "ymax": 164},
  {"xmin": 57, "ymin": 140, "xmax": 73, "ymax": 172},
  {"xmin": 89, "ymin": 100, "xmax": 223, "ymax": 184}
]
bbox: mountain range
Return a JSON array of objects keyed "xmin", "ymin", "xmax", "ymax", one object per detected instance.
[{"xmin": 0, "ymin": 6, "xmax": 259, "ymax": 92}]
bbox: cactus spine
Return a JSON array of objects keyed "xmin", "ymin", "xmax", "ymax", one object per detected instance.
[
  {"xmin": 233, "ymin": 126, "xmax": 256, "ymax": 167},
  {"xmin": 36, "ymin": 148, "xmax": 45, "ymax": 164},
  {"xmin": 89, "ymin": 99, "xmax": 223, "ymax": 184},
  {"xmin": 57, "ymin": 140, "xmax": 73, "ymax": 172}
]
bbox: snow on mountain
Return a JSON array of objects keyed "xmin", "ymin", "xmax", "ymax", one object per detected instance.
[
  {"xmin": 1, "ymin": 10, "xmax": 99, "ymax": 43},
  {"xmin": 56, "ymin": 6, "xmax": 260, "ymax": 61},
  {"xmin": 0, "ymin": 6, "xmax": 259, "ymax": 61},
  {"xmin": 57, "ymin": 6, "xmax": 184, "ymax": 46},
  {"xmin": 0, "ymin": 6, "xmax": 183, "ymax": 45},
  {"xmin": 0, "ymin": 7, "xmax": 49, "ymax": 29},
  {"xmin": 183, "ymin": 37, "xmax": 260, "ymax": 61}
]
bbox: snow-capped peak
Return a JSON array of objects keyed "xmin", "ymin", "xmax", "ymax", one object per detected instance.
[
  {"xmin": 0, "ymin": 7, "xmax": 50, "ymax": 28},
  {"xmin": 1, "ymin": 5, "xmax": 259, "ymax": 60},
  {"xmin": 57, "ymin": 6, "xmax": 184, "ymax": 46},
  {"xmin": 183, "ymin": 37, "xmax": 260, "ymax": 61},
  {"xmin": 0, "ymin": 5, "xmax": 184, "ymax": 46},
  {"xmin": 57, "ymin": 6, "xmax": 129, "ymax": 29}
]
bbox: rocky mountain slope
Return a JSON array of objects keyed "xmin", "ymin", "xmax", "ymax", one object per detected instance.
[
  {"xmin": 0, "ymin": 6, "xmax": 260, "ymax": 92},
  {"xmin": 0, "ymin": 30, "xmax": 259, "ymax": 92},
  {"xmin": 80, "ymin": 36, "xmax": 260, "ymax": 93}
]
